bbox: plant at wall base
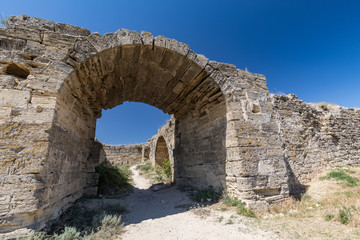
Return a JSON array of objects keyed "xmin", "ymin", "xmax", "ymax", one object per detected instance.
[
  {"xmin": 160, "ymin": 158, "xmax": 172, "ymax": 179},
  {"xmin": 95, "ymin": 162, "xmax": 132, "ymax": 195},
  {"xmin": 192, "ymin": 188, "xmax": 221, "ymax": 202},
  {"xmin": 221, "ymin": 192, "xmax": 256, "ymax": 218}
]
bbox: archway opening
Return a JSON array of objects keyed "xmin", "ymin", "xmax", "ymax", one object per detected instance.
[
  {"xmin": 155, "ymin": 136, "xmax": 170, "ymax": 166},
  {"xmin": 95, "ymin": 101, "xmax": 171, "ymax": 145}
]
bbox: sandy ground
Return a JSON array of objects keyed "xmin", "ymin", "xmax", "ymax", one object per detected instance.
[{"xmin": 116, "ymin": 166, "xmax": 280, "ymax": 240}]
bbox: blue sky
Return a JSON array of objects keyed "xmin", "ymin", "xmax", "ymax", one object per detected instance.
[{"xmin": 2, "ymin": 0, "xmax": 360, "ymax": 144}]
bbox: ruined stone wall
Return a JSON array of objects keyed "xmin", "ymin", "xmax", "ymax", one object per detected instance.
[
  {"xmin": 99, "ymin": 143, "xmax": 148, "ymax": 166},
  {"xmin": 271, "ymin": 94, "xmax": 360, "ymax": 195}
]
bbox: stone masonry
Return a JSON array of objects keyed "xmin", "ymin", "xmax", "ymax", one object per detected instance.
[
  {"xmin": 0, "ymin": 15, "xmax": 359, "ymax": 237},
  {"xmin": 99, "ymin": 143, "xmax": 148, "ymax": 166}
]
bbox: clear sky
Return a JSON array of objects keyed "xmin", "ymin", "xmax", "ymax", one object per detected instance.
[{"xmin": 2, "ymin": 0, "xmax": 360, "ymax": 144}]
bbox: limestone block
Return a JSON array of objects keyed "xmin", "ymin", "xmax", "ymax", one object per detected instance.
[
  {"xmin": 0, "ymin": 89, "xmax": 30, "ymax": 108},
  {"xmin": 8, "ymin": 15, "xmax": 55, "ymax": 31},
  {"xmin": 10, "ymin": 107, "xmax": 55, "ymax": 124},
  {"xmin": 55, "ymin": 23, "xmax": 90, "ymax": 36},
  {"xmin": 73, "ymin": 39, "xmax": 98, "ymax": 62},
  {"xmin": 167, "ymin": 39, "xmax": 189, "ymax": 56},
  {"xmin": 0, "ymin": 27, "xmax": 42, "ymax": 42},
  {"xmin": 0, "ymin": 75, "xmax": 16, "ymax": 88},
  {"xmin": 31, "ymin": 95, "xmax": 57, "ymax": 109},
  {"xmin": 141, "ymin": 31, "xmax": 153, "ymax": 45},
  {"xmin": 154, "ymin": 35, "xmax": 167, "ymax": 48},
  {"xmin": 115, "ymin": 29, "xmax": 142, "ymax": 45},
  {"xmin": 194, "ymin": 54, "xmax": 208, "ymax": 69},
  {"xmin": 0, "ymin": 107, "xmax": 11, "ymax": 123},
  {"xmin": 0, "ymin": 37, "xmax": 26, "ymax": 51},
  {"xmin": 87, "ymin": 32, "xmax": 110, "ymax": 52},
  {"xmin": 42, "ymin": 31, "xmax": 78, "ymax": 48}
]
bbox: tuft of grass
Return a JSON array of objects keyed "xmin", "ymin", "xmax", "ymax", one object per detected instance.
[
  {"xmin": 221, "ymin": 192, "xmax": 256, "ymax": 218},
  {"xmin": 225, "ymin": 218, "xmax": 234, "ymax": 225},
  {"xmin": 325, "ymin": 214, "xmax": 335, "ymax": 221},
  {"xmin": 192, "ymin": 188, "xmax": 221, "ymax": 202},
  {"xmin": 318, "ymin": 102, "xmax": 328, "ymax": 111},
  {"xmin": 0, "ymin": 14, "xmax": 9, "ymax": 28},
  {"xmin": 236, "ymin": 201, "xmax": 256, "ymax": 218},
  {"xmin": 95, "ymin": 162, "xmax": 132, "ymax": 194},
  {"xmin": 339, "ymin": 206, "xmax": 354, "ymax": 225},
  {"xmin": 222, "ymin": 192, "xmax": 243, "ymax": 207},
  {"xmin": 320, "ymin": 168, "xmax": 359, "ymax": 187}
]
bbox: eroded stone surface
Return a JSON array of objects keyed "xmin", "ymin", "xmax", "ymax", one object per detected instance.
[{"xmin": 0, "ymin": 15, "xmax": 359, "ymax": 237}]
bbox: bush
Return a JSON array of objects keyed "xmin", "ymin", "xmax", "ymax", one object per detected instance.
[
  {"xmin": 339, "ymin": 206, "xmax": 353, "ymax": 225},
  {"xmin": 318, "ymin": 103, "xmax": 328, "ymax": 111},
  {"xmin": 325, "ymin": 214, "xmax": 335, "ymax": 221},
  {"xmin": 192, "ymin": 188, "xmax": 221, "ymax": 202},
  {"xmin": 222, "ymin": 193, "xmax": 243, "ymax": 207},
  {"xmin": 95, "ymin": 162, "xmax": 132, "ymax": 194},
  {"xmin": 160, "ymin": 158, "xmax": 172, "ymax": 179}
]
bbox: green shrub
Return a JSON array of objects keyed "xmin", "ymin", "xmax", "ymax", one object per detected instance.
[
  {"xmin": 319, "ymin": 103, "xmax": 328, "ymax": 111},
  {"xmin": 339, "ymin": 206, "xmax": 353, "ymax": 225},
  {"xmin": 222, "ymin": 193, "xmax": 243, "ymax": 207},
  {"xmin": 236, "ymin": 201, "xmax": 256, "ymax": 218},
  {"xmin": 325, "ymin": 214, "xmax": 335, "ymax": 221},
  {"xmin": 320, "ymin": 169, "xmax": 359, "ymax": 187},
  {"xmin": 160, "ymin": 158, "xmax": 172, "ymax": 179},
  {"xmin": 192, "ymin": 188, "xmax": 221, "ymax": 202},
  {"xmin": 95, "ymin": 162, "xmax": 131, "ymax": 194}
]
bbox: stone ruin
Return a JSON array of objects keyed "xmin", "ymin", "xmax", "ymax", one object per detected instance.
[{"xmin": 0, "ymin": 15, "xmax": 359, "ymax": 236}]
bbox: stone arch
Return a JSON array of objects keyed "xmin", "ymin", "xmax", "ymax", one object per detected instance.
[
  {"xmin": 155, "ymin": 136, "xmax": 170, "ymax": 166},
  {"xmin": 47, "ymin": 29, "xmax": 229, "ymax": 223},
  {"xmin": 0, "ymin": 16, "xmax": 293, "ymax": 234}
]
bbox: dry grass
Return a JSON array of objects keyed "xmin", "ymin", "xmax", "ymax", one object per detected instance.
[{"xmin": 257, "ymin": 166, "xmax": 360, "ymax": 239}]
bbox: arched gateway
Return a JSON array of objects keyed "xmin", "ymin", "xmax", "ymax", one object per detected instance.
[{"xmin": 0, "ymin": 15, "xmax": 293, "ymax": 233}]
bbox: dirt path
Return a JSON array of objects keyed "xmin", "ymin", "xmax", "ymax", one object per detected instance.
[{"xmin": 117, "ymin": 166, "xmax": 281, "ymax": 240}]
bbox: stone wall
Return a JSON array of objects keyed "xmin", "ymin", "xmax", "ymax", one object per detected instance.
[
  {"xmin": 271, "ymin": 94, "xmax": 360, "ymax": 195},
  {"xmin": 99, "ymin": 143, "xmax": 148, "ymax": 166}
]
